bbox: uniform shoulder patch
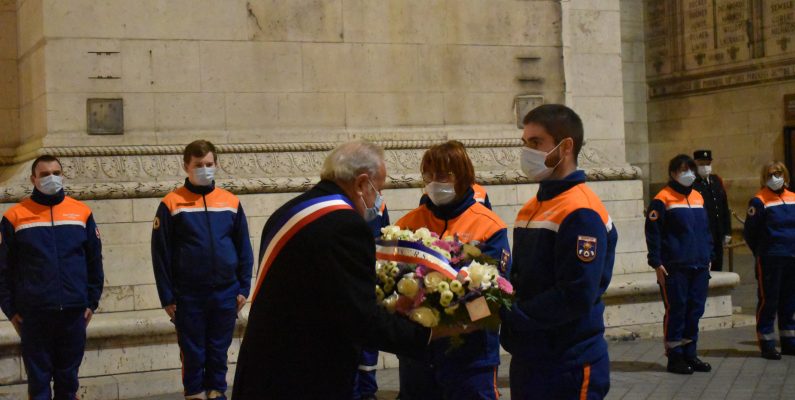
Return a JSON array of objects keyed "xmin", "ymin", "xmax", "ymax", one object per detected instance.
[
  {"xmin": 577, "ymin": 235, "xmax": 597, "ymax": 263},
  {"xmin": 648, "ymin": 209, "xmax": 659, "ymax": 221},
  {"xmin": 153, "ymin": 216, "xmax": 160, "ymax": 230},
  {"xmin": 747, "ymin": 206, "xmax": 756, "ymax": 217}
]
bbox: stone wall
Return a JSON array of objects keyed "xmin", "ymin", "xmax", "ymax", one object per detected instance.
[
  {"xmin": 3, "ymin": 0, "xmax": 566, "ymax": 155},
  {"xmin": 0, "ymin": 0, "xmax": 19, "ymax": 156},
  {"xmin": 620, "ymin": 0, "xmax": 649, "ymax": 200}
]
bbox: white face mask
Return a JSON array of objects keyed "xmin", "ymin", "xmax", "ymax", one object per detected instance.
[
  {"xmin": 190, "ymin": 166, "xmax": 215, "ymax": 186},
  {"xmin": 425, "ymin": 182, "xmax": 456, "ymax": 206},
  {"xmin": 697, "ymin": 165, "xmax": 712, "ymax": 178},
  {"xmin": 361, "ymin": 179, "xmax": 383, "ymax": 222},
  {"xmin": 767, "ymin": 175, "xmax": 785, "ymax": 191},
  {"xmin": 36, "ymin": 174, "xmax": 63, "ymax": 195},
  {"xmin": 676, "ymin": 170, "xmax": 696, "ymax": 187},
  {"xmin": 520, "ymin": 141, "xmax": 563, "ymax": 182}
]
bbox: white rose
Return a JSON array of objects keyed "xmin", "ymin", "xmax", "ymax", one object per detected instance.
[
  {"xmin": 436, "ymin": 281, "xmax": 450, "ymax": 293},
  {"xmin": 397, "ymin": 273, "xmax": 420, "ymax": 299},
  {"xmin": 410, "ymin": 306, "xmax": 440, "ymax": 328},
  {"xmin": 383, "ymin": 293, "xmax": 399, "ymax": 313},
  {"xmin": 468, "ymin": 262, "xmax": 488, "ymax": 287},
  {"xmin": 381, "ymin": 225, "xmax": 401, "ymax": 240},
  {"xmin": 423, "ymin": 272, "xmax": 444, "ymax": 293},
  {"xmin": 415, "ymin": 227, "xmax": 433, "ymax": 241},
  {"xmin": 439, "ymin": 290, "xmax": 454, "ymax": 307}
]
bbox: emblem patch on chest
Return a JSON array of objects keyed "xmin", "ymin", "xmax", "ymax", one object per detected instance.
[
  {"xmin": 648, "ymin": 210, "xmax": 659, "ymax": 221},
  {"xmin": 747, "ymin": 206, "xmax": 756, "ymax": 217},
  {"xmin": 577, "ymin": 235, "xmax": 597, "ymax": 262}
]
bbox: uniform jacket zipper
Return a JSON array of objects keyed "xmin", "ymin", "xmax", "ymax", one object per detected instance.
[
  {"xmin": 202, "ymin": 193, "xmax": 217, "ymax": 284},
  {"xmin": 50, "ymin": 205, "xmax": 63, "ymax": 310}
]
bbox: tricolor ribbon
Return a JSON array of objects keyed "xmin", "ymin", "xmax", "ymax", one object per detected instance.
[
  {"xmin": 252, "ymin": 194, "xmax": 354, "ymax": 301},
  {"xmin": 375, "ymin": 239, "xmax": 458, "ymax": 279}
]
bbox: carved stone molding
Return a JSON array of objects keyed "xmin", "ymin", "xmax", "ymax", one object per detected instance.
[
  {"xmin": 0, "ymin": 166, "xmax": 641, "ymax": 203},
  {"xmin": 0, "ymin": 140, "xmax": 639, "ymax": 203}
]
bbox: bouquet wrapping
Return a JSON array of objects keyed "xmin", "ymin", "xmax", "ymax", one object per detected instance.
[{"xmin": 374, "ymin": 226, "xmax": 514, "ymax": 330}]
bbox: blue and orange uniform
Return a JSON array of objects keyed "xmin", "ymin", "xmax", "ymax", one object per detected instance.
[
  {"xmin": 743, "ymin": 187, "xmax": 795, "ymax": 354},
  {"xmin": 151, "ymin": 179, "xmax": 254, "ymax": 397},
  {"xmin": 501, "ymin": 170, "xmax": 616, "ymax": 399},
  {"xmin": 472, "ymin": 183, "xmax": 492, "ymax": 209},
  {"xmin": 645, "ymin": 180, "xmax": 712, "ymax": 358},
  {"xmin": 0, "ymin": 188, "xmax": 104, "ymax": 400},
  {"xmin": 352, "ymin": 201, "xmax": 390, "ymax": 400},
  {"xmin": 396, "ymin": 187, "xmax": 510, "ymax": 400}
]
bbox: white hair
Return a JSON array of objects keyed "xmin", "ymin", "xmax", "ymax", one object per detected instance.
[{"xmin": 320, "ymin": 141, "xmax": 384, "ymax": 182}]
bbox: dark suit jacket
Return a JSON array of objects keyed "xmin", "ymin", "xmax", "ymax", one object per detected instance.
[
  {"xmin": 232, "ymin": 180, "xmax": 430, "ymax": 400},
  {"xmin": 693, "ymin": 174, "xmax": 731, "ymax": 238}
]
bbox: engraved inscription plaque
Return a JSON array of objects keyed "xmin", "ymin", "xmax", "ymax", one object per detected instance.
[
  {"xmin": 87, "ymin": 98, "xmax": 124, "ymax": 135},
  {"xmin": 646, "ymin": 0, "xmax": 795, "ymax": 98}
]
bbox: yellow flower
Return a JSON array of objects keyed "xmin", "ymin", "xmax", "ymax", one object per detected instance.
[
  {"xmin": 423, "ymin": 272, "xmax": 444, "ymax": 293},
  {"xmin": 397, "ymin": 274, "xmax": 420, "ymax": 299},
  {"xmin": 439, "ymin": 290, "xmax": 454, "ymax": 307},
  {"xmin": 410, "ymin": 306, "xmax": 440, "ymax": 328}
]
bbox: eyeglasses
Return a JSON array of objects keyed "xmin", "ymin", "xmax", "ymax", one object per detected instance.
[{"xmin": 422, "ymin": 171, "xmax": 454, "ymax": 183}]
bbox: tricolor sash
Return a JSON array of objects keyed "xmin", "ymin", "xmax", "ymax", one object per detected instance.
[
  {"xmin": 252, "ymin": 194, "xmax": 354, "ymax": 301},
  {"xmin": 375, "ymin": 240, "xmax": 459, "ymax": 279}
]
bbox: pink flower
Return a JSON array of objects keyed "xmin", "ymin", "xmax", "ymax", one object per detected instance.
[
  {"xmin": 431, "ymin": 239, "xmax": 452, "ymax": 252},
  {"xmin": 414, "ymin": 267, "xmax": 426, "ymax": 278},
  {"xmin": 497, "ymin": 276, "xmax": 514, "ymax": 294},
  {"xmin": 395, "ymin": 295, "xmax": 414, "ymax": 315},
  {"xmin": 412, "ymin": 288, "xmax": 426, "ymax": 308}
]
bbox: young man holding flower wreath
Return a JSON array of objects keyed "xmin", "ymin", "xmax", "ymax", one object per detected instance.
[{"xmin": 501, "ymin": 105, "xmax": 617, "ymax": 399}]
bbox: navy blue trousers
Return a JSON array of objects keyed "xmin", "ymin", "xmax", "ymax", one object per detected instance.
[
  {"xmin": 658, "ymin": 267, "xmax": 709, "ymax": 357},
  {"xmin": 352, "ymin": 349, "xmax": 378, "ymax": 399},
  {"xmin": 21, "ymin": 308, "xmax": 87, "ymax": 400},
  {"xmin": 175, "ymin": 283, "xmax": 239, "ymax": 396},
  {"xmin": 398, "ymin": 357, "xmax": 499, "ymax": 400},
  {"xmin": 755, "ymin": 256, "xmax": 795, "ymax": 351},
  {"xmin": 509, "ymin": 354, "xmax": 609, "ymax": 400}
]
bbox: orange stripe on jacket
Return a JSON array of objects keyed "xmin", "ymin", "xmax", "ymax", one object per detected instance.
[
  {"xmin": 515, "ymin": 183, "xmax": 612, "ymax": 232},
  {"xmin": 754, "ymin": 187, "xmax": 795, "ymax": 208},
  {"xmin": 472, "ymin": 183, "xmax": 488, "ymax": 203},
  {"xmin": 396, "ymin": 202, "xmax": 505, "ymax": 243},
  {"xmin": 653, "ymin": 186, "xmax": 705, "ymax": 209},
  {"xmin": 162, "ymin": 186, "xmax": 240, "ymax": 215},
  {"xmin": 4, "ymin": 197, "xmax": 91, "ymax": 229}
]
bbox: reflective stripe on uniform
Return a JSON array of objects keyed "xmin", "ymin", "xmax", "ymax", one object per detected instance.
[
  {"xmin": 171, "ymin": 206, "xmax": 237, "ymax": 216},
  {"xmin": 15, "ymin": 220, "xmax": 86, "ymax": 232},
  {"xmin": 759, "ymin": 332, "xmax": 777, "ymax": 341},
  {"xmin": 780, "ymin": 330, "xmax": 795, "ymax": 337},
  {"xmin": 357, "ymin": 365, "xmax": 378, "ymax": 372}
]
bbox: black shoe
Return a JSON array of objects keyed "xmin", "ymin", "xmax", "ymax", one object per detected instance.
[
  {"xmin": 761, "ymin": 348, "xmax": 782, "ymax": 360},
  {"xmin": 360, "ymin": 395, "xmax": 378, "ymax": 400},
  {"xmin": 667, "ymin": 354, "xmax": 694, "ymax": 374},
  {"xmin": 781, "ymin": 347, "xmax": 795, "ymax": 356},
  {"xmin": 686, "ymin": 357, "xmax": 712, "ymax": 372}
]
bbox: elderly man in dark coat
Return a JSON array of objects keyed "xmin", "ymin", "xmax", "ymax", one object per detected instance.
[{"xmin": 233, "ymin": 141, "xmax": 461, "ymax": 399}]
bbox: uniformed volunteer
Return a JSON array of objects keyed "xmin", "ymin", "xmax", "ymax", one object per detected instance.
[
  {"xmin": 692, "ymin": 150, "xmax": 732, "ymax": 271},
  {"xmin": 743, "ymin": 161, "xmax": 795, "ymax": 360},
  {"xmin": 151, "ymin": 140, "xmax": 254, "ymax": 400},
  {"xmin": 0, "ymin": 155, "xmax": 104, "ymax": 400},
  {"xmin": 500, "ymin": 104, "xmax": 617, "ymax": 399},
  {"xmin": 645, "ymin": 154, "xmax": 713, "ymax": 374},
  {"xmin": 396, "ymin": 140, "xmax": 511, "ymax": 400}
]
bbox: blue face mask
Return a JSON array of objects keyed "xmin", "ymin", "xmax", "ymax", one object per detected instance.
[
  {"xmin": 362, "ymin": 179, "xmax": 383, "ymax": 222},
  {"xmin": 190, "ymin": 166, "xmax": 215, "ymax": 186}
]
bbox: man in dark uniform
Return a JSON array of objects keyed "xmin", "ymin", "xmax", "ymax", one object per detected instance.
[
  {"xmin": 233, "ymin": 141, "xmax": 465, "ymax": 400},
  {"xmin": 0, "ymin": 155, "xmax": 104, "ymax": 400},
  {"xmin": 692, "ymin": 150, "xmax": 732, "ymax": 271}
]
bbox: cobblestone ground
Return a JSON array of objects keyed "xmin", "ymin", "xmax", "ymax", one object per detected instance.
[
  {"xmin": 143, "ymin": 251, "xmax": 790, "ymax": 400},
  {"xmin": 139, "ymin": 325, "xmax": 795, "ymax": 400}
]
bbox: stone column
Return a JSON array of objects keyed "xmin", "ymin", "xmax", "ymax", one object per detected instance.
[{"xmin": 562, "ymin": 0, "xmax": 627, "ymax": 165}]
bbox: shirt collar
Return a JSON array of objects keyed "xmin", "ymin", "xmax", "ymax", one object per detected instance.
[
  {"xmin": 537, "ymin": 170, "xmax": 586, "ymax": 201},
  {"xmin": 184, "ymin": 178, "xmax": 215, "ymax": 195}
]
